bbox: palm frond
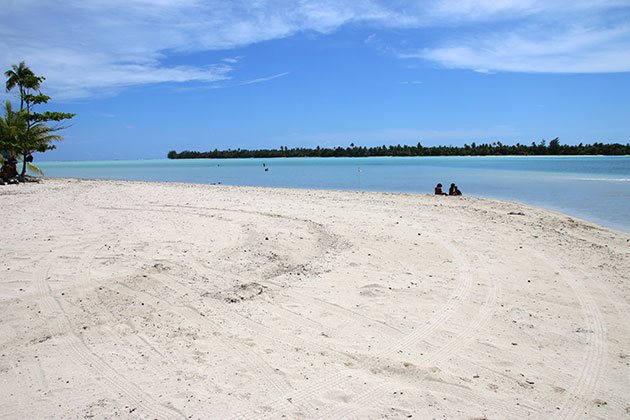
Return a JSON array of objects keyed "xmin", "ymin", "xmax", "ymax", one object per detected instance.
[{"xmin": 26, "ymin": 162, "xmax": 44, "ymax": 175}]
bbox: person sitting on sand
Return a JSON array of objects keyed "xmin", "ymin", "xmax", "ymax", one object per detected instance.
[
  {"xmin": 447, "ymin": 183, "xmax": 463, "ymax": 196},
  {"xmin": 0, "ymin": 157, "xmax": 19, "ymax": 184},
  {"xmin": 434, "ymin": 183, "xmax": 447, "ymax": 195}
]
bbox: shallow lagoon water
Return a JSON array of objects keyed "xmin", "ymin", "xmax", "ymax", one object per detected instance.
[{"xmin": 37, "ymin": 156, "xmax": 630, "ymax": 232}]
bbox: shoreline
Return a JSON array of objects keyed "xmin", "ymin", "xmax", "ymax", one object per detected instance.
[
  {"xmin": 32, "ymin": 155, "xmax": 630, "ymax": 233},
  {"xmin": 35, "ymin": 153, "xmax": 630, "ymax": 164},
  {"xmin": 36, "ymin": 176, "xmax": 630, "ymax": 234},
  {"xmin": 1, "ymin": 178, "xmax": 628, "ymax": 418}
]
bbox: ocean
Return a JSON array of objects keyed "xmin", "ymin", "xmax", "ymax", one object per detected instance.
[{"xmin": 36, "ymin": 156, "xmax": 630, "ymax": 232}]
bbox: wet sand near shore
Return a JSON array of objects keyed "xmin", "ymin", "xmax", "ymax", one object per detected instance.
[{"xmin": 1, "ymin": 179, "xmax": 629, "ymax": 419}]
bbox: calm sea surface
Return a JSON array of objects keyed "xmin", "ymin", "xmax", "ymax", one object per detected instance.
[{"xmin": 37, "ymin": 156, "xmax": 630, "ymax": 232}]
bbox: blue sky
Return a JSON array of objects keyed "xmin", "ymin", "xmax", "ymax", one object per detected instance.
[{"xmin": 1, "ymin": 0, "xmax": 629, "ymax": 160}]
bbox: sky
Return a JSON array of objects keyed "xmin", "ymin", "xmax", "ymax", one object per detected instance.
[{"xmin": 1, "ymin": 0, "xmax": 629, "ymax": 161}]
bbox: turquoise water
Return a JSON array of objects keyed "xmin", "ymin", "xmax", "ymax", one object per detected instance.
[{"xmin": 37, "ymin": 156, "xmax": 630, "ymax": 232}]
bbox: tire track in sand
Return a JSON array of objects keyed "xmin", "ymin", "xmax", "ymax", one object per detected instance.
[
  {"xmin": 92, "ymin": 203, "xmax": 343, "ymax": 414},
  {"xmin": 320, "ymin": 239, "xmax": 500, "ymax": 419},
  {"xmin": 34, "ymin": 242, "xmax": 183, "ymax": 420},
  {"xmin": 77, "ymin": 240, "xmax": 224, "ymax": 406},
  {"xmin": 558, "ymin": 270, "xmax": 607, "ymax": 420},
  {"xmin": 534, "ymin": 253, "xmax": 607, "ymax": 420},
  {"xmin": 229, "ymin": 236, "xmax": 482, "ymax": 419},
  {"xmin": 111, "ymin": 277, "xmax": 294, "ymax": 396}
]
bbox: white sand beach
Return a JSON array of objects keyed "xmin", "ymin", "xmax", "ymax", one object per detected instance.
[{"xmin": 1, "ymin": 178, "xmax": 628, "ymax": 419}]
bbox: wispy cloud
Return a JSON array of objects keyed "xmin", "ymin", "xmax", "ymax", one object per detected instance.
[
  {"xmin": 403, "ymin": 18, "xmax": 630, "ymax": 73},
  {"xmin": 2, "ymin": 1, "xmax": 389, "ymax": 98},
  {"xmin": 222, "ymin": 56, "xmax": 243, "ymax": 64},
  {"xmin": 399, "ymin": 1, "xmax": 630, "ymax": 73},
  {"xmin": 240, "ymin": 71, "xmax": 291, "ymax": 86},
  {"xmin": 90, "ymin": 111, "xmax": 116, "ymax": 118},
  {"xmin": 1, "ymin": 0, "xmax": 628, "ymax": 99}
]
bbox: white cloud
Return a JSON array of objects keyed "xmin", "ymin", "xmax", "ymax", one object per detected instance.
[
  {"xmin": 400, "ymin": 1, "xmax": 630, "ymax": 73},
  {"xmin": 424, "ymin": 0, "xmax": 629, "ymax": 22},
  {"xmin": 412, "ymin": 25, "xmax": 630, "ymax": 73},
  {"xmin": 1, "ymin": 0, "xmax": 628, "ymax": 99},
  {"xmin": 425, "ymin": 0, "xmax": 541, "ymax": 21}
]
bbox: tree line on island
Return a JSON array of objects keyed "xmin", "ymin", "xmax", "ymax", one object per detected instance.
[
  {"xmin": 0, "ymin": 61, "xmax": 74, "ymax": 183},
  {"xmin": 168, "ymin": 138, "xmax": 630, "ymax": 159}
]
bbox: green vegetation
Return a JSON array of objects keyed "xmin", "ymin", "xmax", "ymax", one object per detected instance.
[
  {"xmin": 1, "ymin": 61, "xmax": 74, "ymax": 179},
  {"xmin": 168, "ymin": 139, "xmax": 630, "ymax": 159}
]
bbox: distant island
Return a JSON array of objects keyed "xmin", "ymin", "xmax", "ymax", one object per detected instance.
[{"xmin": 168, "ymin": 138, "xmax": 630, "ymax": 159}]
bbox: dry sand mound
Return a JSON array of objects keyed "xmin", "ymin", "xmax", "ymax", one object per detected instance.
[{"xmin": 1, "ymin": 179, "xmax": 629, "ymax": 419}]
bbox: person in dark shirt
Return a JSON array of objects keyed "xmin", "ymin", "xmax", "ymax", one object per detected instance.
[
  {"xmin": 434, "ymin": 183, "xmax": 447, "ymax": 195},
  {"xmin": 448, "ymin": 183, "xmax": 463, "ymax": 196},
  {"xmin": 0, "ymin": 157, "xmax": 19, "ymax": 184}
]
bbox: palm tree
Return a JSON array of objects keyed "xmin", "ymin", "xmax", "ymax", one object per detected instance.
[
  {"xmin": 0, "ymin": 100, "xmax": 25, "ymax": 155},
  {"xmin": 27, "ymin": 122, "xmax": 62, "ymax": 152},
  {"xmin": 19, "ymin": 122, "xmax": 61, "ymax": 176},
  {"xmin": 4, "ymin": 61, "xmax": 42, "ymax": 111},
  {"xmin": 4, "ymin": 62, "xmax": 73, "ymax": 179},
  {"xmin": 0, "ymin": 101, "xmax": 60, "ymax": 177},
  {"xmin": 0, "ymin": 101, "xmax": 23, "ymax": 178},
  {"xmin": 5, "ymin": 62, "xmax": 55, "ymax": 178}
]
